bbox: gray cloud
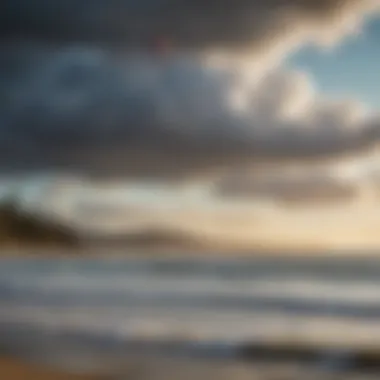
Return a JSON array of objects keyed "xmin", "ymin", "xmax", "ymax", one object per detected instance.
[
  {"xmin": 1, "ymin": 0, "xmax": 380, "ymax": 179},
  {"xmin": 0, "ymin": 0, "xmax": 377, "ymax": 55},
  {"xmin": 214, "ymin": 169, "xmax": 359, "ymax": 205},
  {"xmin": 0, "ymin": 44, "xmax": 380, "ymax": 179}
]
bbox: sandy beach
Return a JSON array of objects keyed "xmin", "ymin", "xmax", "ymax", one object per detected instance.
[
  {"xmin": 2, "ymin": 354, "xmax": 380, "ymax": 380},
  {"xmin": 0, "ymin": 357, "xmax": 105, "ymax": 380}
]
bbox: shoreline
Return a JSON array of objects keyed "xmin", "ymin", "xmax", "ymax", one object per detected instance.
[{"xmin": 3, "ymin": 349, "xmax": 380, "ymax": 380}]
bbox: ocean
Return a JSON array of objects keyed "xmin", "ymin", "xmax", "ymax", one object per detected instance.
[{"xmin": 1, "ymin": 254, "xmax": 380, "ymax": 377}]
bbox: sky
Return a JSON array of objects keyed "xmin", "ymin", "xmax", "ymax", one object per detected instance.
[
  {"xmin": 289, "ymin": 15, "xmax": 380, "ymax": 109},
  {"xmin": 2, "ymin": 0, "xmax": 380, "ymax": 250}
]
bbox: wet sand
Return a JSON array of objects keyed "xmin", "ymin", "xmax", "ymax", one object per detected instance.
[
  {"xmin": 0, "ymin": 357, "xmax": 105, "ymax": 380},
  {"xmin": 2, "ymin": 355, "xmax": 380, "ymax": 380}
]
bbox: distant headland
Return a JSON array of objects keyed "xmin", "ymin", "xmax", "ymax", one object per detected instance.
[{"xmin": 0, "ymin": 197, "xmax": 80, "ymax": 248}]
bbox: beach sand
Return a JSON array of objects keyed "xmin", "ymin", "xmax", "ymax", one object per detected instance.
[
  {"xmin": 2, "ymin": 355, "xmax": 380, "ymax": 380},
  {"xmin": 0, "ymin": 357, "xmax": 106, "ymax": 380}
]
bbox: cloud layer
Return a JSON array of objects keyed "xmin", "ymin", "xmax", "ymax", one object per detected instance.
[
  {"xmin": 1, "ymin": 0, "xmax": 377, "ymax": 54},
  {"xmin": 0, "ymin": 1, "xmax": 379, "ymax": 179},
  {"xmin": 214, "ymin": 168, "xmax": 360, "ymax": 205},
  {"xmin": 1, "ymin": 45, "xmax": 379, "ymax": 178}
]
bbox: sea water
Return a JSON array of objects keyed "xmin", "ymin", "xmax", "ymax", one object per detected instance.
[{"xmin": 1, "ymin": 254, "xmax": 380, "ymax": 373}]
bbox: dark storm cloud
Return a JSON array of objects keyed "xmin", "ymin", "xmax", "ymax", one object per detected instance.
[
  {"xmin": 0, "ymin": 0, "xmax": 377, "ymax": 51},
  {"xmin": 0, "ymin": 0, "xmax": 379, "ymax": 179},
  {"xmin": 0, "ymin": 44, "xmax": 380, "ymax": 179}
]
